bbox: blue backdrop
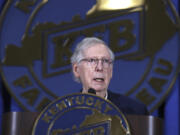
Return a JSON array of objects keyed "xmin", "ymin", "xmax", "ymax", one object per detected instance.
[{"xmin": 0, "ymin": 0, "xmax": 179, "ymax": 134}]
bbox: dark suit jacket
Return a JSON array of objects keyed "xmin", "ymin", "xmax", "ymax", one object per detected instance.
[{"xmin": 108, "ymin": 91, "xmax": 149, "ymax": 115}]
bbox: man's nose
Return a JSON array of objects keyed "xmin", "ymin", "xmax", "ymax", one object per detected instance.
[{"xmin": 95, "ymin": 60, "xmax": 103, "ymax": 71}]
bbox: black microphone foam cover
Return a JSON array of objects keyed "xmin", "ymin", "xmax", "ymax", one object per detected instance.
[{"xmin": 88, "ymin": 88, "xmax": 96, "ymax": 95}]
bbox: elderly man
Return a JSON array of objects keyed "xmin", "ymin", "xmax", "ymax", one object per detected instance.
[{"xmin": 71, "ymin": 37, "xmax": 148, "ymax": 115}]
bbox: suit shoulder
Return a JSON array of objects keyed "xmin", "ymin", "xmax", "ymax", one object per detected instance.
[{"xmin": 108, "ymin": 91, "xmax": 149, "ymax": 115}]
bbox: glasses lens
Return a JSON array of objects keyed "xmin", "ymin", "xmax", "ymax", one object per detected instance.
[{"xmin": 102, "ymin": 59, "xmax": 111, "ymax": 68}]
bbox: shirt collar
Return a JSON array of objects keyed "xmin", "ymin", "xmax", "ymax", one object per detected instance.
[{"xmin": 105, "ymin": 91, "xmax": 108, "ymax": 99}]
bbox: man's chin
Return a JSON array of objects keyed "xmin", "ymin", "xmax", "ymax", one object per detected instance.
[{"xmin": 91, "ymin": 87, "xmax": 106, "ymax": 92}]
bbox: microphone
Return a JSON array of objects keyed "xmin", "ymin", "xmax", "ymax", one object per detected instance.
[{"xmin": 88, "ymin": 88, "xmax": 96, "ymax": 95}]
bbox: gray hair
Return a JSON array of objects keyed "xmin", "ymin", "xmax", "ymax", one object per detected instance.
[{"xmin": 71, "ymin": 37, "xmax": 115, "ymax": 82}]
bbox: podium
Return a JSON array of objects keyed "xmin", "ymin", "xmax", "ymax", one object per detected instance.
[{"xmin": 1, "ymin": 112, "xmax": 163, "ymax": 135}]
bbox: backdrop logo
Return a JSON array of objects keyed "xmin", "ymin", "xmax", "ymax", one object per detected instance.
[
  {"xmin": 0, "ymin": 0, "xmax": 179, "ymax": 112},
  {"xmin": 32, "ymin": 93, "xmax": 130, "ymax": 135}
]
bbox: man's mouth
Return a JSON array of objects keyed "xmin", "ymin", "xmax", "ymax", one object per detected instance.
[{"xmin": 93, "ymin": 78, "xmax": 104, "ymax": 82}]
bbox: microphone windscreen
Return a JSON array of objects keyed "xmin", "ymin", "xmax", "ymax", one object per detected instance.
[{"xmin": 88, "ymin": 88, "xmax": 96, "ymax": 95}]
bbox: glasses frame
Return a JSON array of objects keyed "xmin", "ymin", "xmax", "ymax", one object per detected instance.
[{"xmin": 79, "ymin": 57, "xmax": 113, "ymax": 69}]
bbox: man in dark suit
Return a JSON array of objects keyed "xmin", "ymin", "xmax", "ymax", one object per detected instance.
[{"xmin": 71, "ymin": 37, "xmax": 148, "ymax": 115}]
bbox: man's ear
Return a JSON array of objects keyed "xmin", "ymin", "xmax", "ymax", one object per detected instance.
[
  {"xmin": 110, "ymin": 66, "xmax": 113, "ymax": 79},
  {"xmin": 72, "ymin": 63, "xmax": 80, "ymax": 78}
]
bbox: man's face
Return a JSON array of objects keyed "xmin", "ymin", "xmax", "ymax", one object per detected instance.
[{"xmin": 73, "ymin": 44, "xmax": 113, "ymax": 94}]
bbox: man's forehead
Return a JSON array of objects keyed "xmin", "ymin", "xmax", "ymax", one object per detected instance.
[{"xmin": 83, "ymin": 44, "xmax": 110, "ymax": 57}]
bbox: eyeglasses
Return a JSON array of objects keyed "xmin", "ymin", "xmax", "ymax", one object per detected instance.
[{"xmin": 80, "ymin": 58, "xmax": 113, "ymax": 68}]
